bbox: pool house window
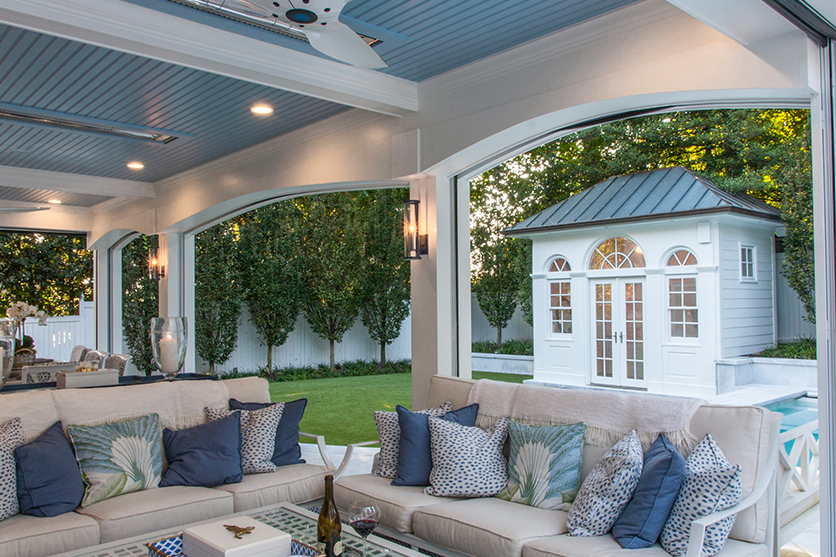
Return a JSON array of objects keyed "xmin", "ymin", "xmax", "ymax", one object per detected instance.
[
  {"xmin": 740, "ymin": 245, "xmax": 756, "ymax": 281},
  {"xmin": 667, "ymin": 249, "xmax": 698, "ymax": 338},
  {"xmin": 547, "ymin": 257, "xmax": 572, "ymax": 334}
]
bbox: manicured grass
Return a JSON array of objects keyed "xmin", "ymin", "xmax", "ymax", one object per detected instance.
[{"xmin": 269, "ymin": 371, "xmax": 532, "ymax": 446}]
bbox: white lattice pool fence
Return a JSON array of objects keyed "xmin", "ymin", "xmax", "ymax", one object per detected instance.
[{"xmin": 777, "ymin": 418, "xmax": 820, "ymax": 545}]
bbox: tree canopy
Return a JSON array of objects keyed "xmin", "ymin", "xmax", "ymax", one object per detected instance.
[
  {"xmin": 0, "ymin": 232, "xmax": 92, "ymax": 315},
  {"xmin": 122, "ymin": 234, "xmax": 158, "ymax": 375}
]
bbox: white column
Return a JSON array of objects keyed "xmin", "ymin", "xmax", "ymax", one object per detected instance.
[
  {"xmin": 183, "ymin": 234, "xmax": 196, "ymax": 374},
  {"xmin": 93, "ymin": 249, "xmax": 110, "ymax": 351},
  {"xmin": 812, "ymin": 44, "xmax": 835, "ymax": 557},
  {"xmin": 410, "ymin": 174, "xmax": 460, "ymax": 410},
  {"xmin": 157, "ymin": 233, "xmax": 184, "ymax": 318}
]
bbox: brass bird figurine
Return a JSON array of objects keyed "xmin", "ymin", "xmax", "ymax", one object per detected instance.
[{"xmin": 224, "ymin": 524, "xmax": 255, "ymax": 539}]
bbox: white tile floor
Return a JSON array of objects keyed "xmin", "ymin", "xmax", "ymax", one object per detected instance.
[{"xmin": 781, "ymin": 524, "xmax": 821, "ymax": 557}]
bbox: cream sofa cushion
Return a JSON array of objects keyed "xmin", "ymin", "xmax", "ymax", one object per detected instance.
[
  {"xmin": 76, "ymin": 486, "xmax": 233, "ymax": 542},
  {"xmin": 214, "ymin": 464, "xmax": 329, "ymax": 511},
  {"xmin": 0, "ymin": 390, "xmax": 59, "ymax": 443},
  {"xmin": 688, "ymin": 406, "xmax": 777, "ymax": 544},
  {"xmin": 52, "ymin": 382, "xmax": 180, "ymax": 428},
  {"xmin": 0, "ymin": 511, "xmax": 99, "ymax": 557},
  {"xmin": 173, "ymin": 380, "xmax": 230, "ymax": 425},
  {"xmin": 334, "ymin": 474, "xmax": 458, "ymax": 533},
  {"xmin": 222, "ymin": 377, "xmax": 272, "ymax": 405},
  {"xmin": 413, "ymin": 498, "xmax": 569, "ymax": 557},
  {"xmin": 522, "ymin": 533, "xmax": 768, "ymax": 557}
]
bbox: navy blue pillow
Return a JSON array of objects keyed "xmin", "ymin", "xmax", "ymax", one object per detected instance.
[
  {"xmin": 160, "ymin": 413, "xmax": 243, "ymax": 487},
  {"xmin": 15, "ymin": 421, "xmax": 84, "ymax": 517},
  {"xmin": 612, "ymin": 434, "xmax": 686, "ymax": 548},
  {"xmin": 392, "ymin": 403, "xmax": 479, "ymax": 487},
  {"xmin": 229, "ymin": 398, "xmax": 307, "ymax": 466}
]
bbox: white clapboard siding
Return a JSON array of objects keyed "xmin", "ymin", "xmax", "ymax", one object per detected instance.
[
  {"xmin": 198, "ymin": 305, "xmax": 413, "ymax": 373},
  {"xmin": 717, "ymin": 222, "xmax": 775, "ymax": 358},
  {"xmin": 18, "ymin": 301, "xmax": 96, "ymax": 362},
  {"xmin": 776, "ymin": 253, "xmax": 816, "ymax": 342},
  {"xmin": 470, "ymin": 294, "xmax": 533, "ymax": 343}
]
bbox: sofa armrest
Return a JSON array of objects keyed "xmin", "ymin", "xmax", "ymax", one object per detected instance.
[
  {"xmin": 334, "ymin": 440, "xmax": 380, "ymax": 480},
  {"xmin": 299, "ymin": 431, "xmax": 337, "ymax": 472},
  {"xmin": 684, "ymin": 415, "xmax": 781, "ymax": 557}
]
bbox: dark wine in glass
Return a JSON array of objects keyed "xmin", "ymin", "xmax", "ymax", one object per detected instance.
[{"xmin": 348, "ymin": 502, "xmax": 380, "ymax": 557}]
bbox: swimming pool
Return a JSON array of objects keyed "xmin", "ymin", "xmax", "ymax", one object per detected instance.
[{"xmin": 763, "ymin": 396, "xmax": 818, "ymax": 453}]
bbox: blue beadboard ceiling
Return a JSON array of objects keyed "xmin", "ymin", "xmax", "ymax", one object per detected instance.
[{"xmin": 0, "ymin": 0, "xmax": 639, "ymax": 199}]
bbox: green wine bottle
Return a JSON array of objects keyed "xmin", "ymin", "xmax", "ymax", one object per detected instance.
[{"xmin": 317, "ymin": 475, "xmax": 344, "ymax": 556}]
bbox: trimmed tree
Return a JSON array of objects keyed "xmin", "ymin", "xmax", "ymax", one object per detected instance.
[
  {"xmin": 195, "ymin": 220, "xmax": 243, "ymax": 374},
  {"xmin": 122, "ymin": 235, "xmax": 158, "ymax": 375},
  {"xmin": 238, "ymin": 203, "xmax": 304, "ymax": 372},
  {"xmin": 298, "ymin": 192, "xmax": 364, "ymax": 370},
  {"xmin": 358, "ymin": 189, "xmax": 411, "ymax": 365}
]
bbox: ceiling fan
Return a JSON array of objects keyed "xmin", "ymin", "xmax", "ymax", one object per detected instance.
[{"xmin": 173, "ymin": 0, "xmax": 388, "ymax": 69}]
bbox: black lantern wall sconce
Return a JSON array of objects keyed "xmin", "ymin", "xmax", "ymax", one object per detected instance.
[
  {"xmin": 403, "ymin": 200, "xmax": 429, "ymax": 260},
  {"xmin": 148, "ymin": 246, "xmax": 165, "ymax": 280}
]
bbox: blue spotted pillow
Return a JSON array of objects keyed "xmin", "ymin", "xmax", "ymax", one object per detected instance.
[
  {"xmin": 424, "ymin": 417, "xmax": 509, "ymax": 498},
  {"xmin": 567, "ymin": 429, "xmax": 643, "ymax": 537},
  {"xmin": 373, "ymin": 402, "xmax": 451, "ymax": 479},
  {"xmin": 661, "ymin": 434, "xmax": 742, "ymax": 557}
]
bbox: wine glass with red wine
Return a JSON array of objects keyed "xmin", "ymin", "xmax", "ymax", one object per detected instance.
[{"xmin": 348, "ymin": 501, "xmax": 381, "ymax": 557}]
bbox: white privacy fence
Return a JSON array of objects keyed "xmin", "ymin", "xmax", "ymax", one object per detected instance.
[
  {"xmin": 470, "ymin": 294, "xmax": 532, "ymax": 343},
  {"xmin": 20, "ymin": 300, "xmax": 96, "ymax": 362},
  {"xmin": 776, "ymin": 253, "xmax": 816, "ymax": 342},
  {"xmin": 199, "ymin": 305, "xmax": 413, "ymax": 373}
]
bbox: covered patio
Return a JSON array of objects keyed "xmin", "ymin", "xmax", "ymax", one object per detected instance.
[{"xmin": 0, "ymin": 0, "xmax": 834, "ymax": 555}]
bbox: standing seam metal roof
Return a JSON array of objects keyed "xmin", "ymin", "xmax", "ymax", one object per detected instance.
[{"xmin": 504, "ymin": 166, "xmax": 780, "ymax": 235}]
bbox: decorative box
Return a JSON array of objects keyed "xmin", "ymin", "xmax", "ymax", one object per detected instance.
[
  {"xmin": 56, "ymin": 368, "xmax": 119, "ymax": 389},
  {"xmin": 183, "ymin": 517, "xmax": 292, "ymax": 557}
]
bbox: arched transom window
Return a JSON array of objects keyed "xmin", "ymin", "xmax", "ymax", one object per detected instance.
[
  {"xmin": 589, "ymin": 237, "xmax": 645, "ymax": 270},
  {"xmin": 667, "ymin": 249, "xmax": 697, "ymax": 266},
  {"xmin": 548, "ymin": 257, "xmax": 571, "ymax": 272}
]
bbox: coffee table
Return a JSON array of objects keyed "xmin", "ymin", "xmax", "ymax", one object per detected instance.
[{"xmin": 53, "ymin": 503, "xmax": 427, "ymax": 557}]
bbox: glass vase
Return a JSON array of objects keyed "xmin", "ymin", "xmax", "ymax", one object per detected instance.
[
  {"xmin": 0, "ymin": 319, "xmax": 15, "ymax": 389},
  {"xmin": 150, "ymin": 317, "xmax": 187, "ymax": 380}
]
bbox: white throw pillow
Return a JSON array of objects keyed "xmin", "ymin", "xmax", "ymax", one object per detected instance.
[
  {"xmin": 568, "ymin": 429, "xmax": 643, "ymax": 536},
  {"xmin": 661, "ymin": 434, "xmax": 742, "ymax": 557},
  {"xmin": 206, "ymin": 403, "xmax": 284, "ymax": 474},
  {"xmin": 0, "ymin": 418, "xmax": 23, "ymax": 520},
  {"xmin": 373, "ymin": 401, "xmax": 451, "ymax": 479},
  {"xmin": 424, "ymin": 416, "xmax": 509, "ymax": 497}
]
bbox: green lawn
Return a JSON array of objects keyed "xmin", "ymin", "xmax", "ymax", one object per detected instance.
[{"xmin": 269, "ymin": 371, "xmax": 531, "ymax": 446}]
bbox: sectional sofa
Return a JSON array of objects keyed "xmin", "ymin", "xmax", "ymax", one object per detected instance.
[
  {"xmin": 0, "ymin": 377, "xmax": 332, "ymax": 557},
  {"xmin": 334, "ymin": 376, "xmax": 781, "ymax": 557}
]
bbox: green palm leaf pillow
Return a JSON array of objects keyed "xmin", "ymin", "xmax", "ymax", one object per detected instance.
[
  {"xmin": 67, "ymin": 414, "xmax": 164, "ymax": 507},
  {"xmin": 496, "ymin": 421, "xmax": 586, "ymax": 510}
]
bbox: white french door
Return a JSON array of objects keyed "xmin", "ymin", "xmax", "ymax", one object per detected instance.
[{"xmin": 591, "ymin": 278, "xmax": 646, "ymax": 388}]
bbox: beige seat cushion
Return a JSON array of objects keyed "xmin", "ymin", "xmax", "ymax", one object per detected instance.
[
  {"xmin": 76, "ymin": 486, "xmax": 233, "ymax": 542},
  {"xmin": 522, "ymin": 533, "xmax": 768, "ymax": 557},
  {"xmin": 0, "ymin": 390, "xmax": 60, "ymax": 442},
  {"xmin": 413, "ymin": 498, "xmax": 569, "ymax": 557},
  {"xmin": 689, "ymin": 406, "xmax": 777, "ymax": 544},
  {"xmin": 214, "ymin": 465, "xmax": 329, "ymax": 511},
  {"xmin": 334, "ymin": 474, "xmax": 460, "ymax": 533},
  {"xmin": 0, "ymin": 511, "xmax": 100, "ymax": 557}
]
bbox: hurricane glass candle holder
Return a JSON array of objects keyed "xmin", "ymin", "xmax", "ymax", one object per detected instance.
[{"xmin": 150, "ymin": 317, "xmax": 187, "ymax": 380}]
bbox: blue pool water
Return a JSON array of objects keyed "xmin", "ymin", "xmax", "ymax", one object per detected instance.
[{"xmin": 763, "ymin": 396, "xmax": 818, "ymax": 453}]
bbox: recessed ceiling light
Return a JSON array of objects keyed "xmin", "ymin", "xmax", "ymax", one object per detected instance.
[
  {"xmin": 251, "ymin": 105, "xmax": 273, "ymax": 115},
  {"xmin": 47, "ymin": 199, "xmax": 62, "ymax": 204},
  {"xmin": 127, "ymin": 162, "xmax": 145, "ymax": 170}
]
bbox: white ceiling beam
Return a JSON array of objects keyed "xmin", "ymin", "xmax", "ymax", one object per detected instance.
[
  {"xmin": 0, "ymin": 165, "xmax": 155, "ymax": 198},
  {"xmin": 665, "ymin": 0, "xmax": 797, "ymax": 45},
  {"xmin": 0, "ymin": 0, "xmax": 418, "ymax": 116}
]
